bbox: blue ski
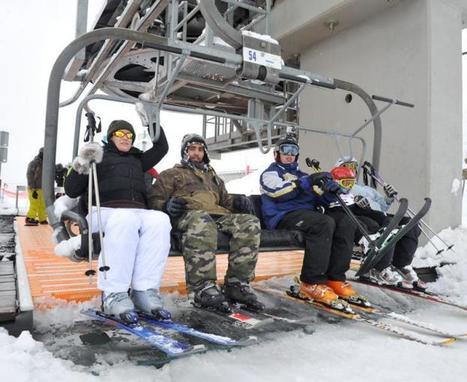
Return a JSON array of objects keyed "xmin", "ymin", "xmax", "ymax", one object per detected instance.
[
  {"xmin": 137, "ymin": 312, "xmax": 257, "ymax": 347},
  {"xmin": 81, "ymin": 309, "xmax": 205, "ymax": 357}
]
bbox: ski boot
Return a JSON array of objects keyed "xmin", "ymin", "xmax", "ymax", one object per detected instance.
[
  {"xmin": 223, "ymin": 282, "xmax": 265, "ymax": 312},
  {"xmin": 298, "ymin": 282, "xmax": 352, "ymax": 313},
  {"xmin": 24, "ymin": 217, "xmax": 38, "ymax": 226},
  {"xmin": 326, "ymin": 280, "xmax": 371, "ymax": 308},
  {"xmin": 193, "ymin": 283, "xmax": 231, "ymax": 313},
  {"xmin": 361, "ymin": 266, "xmax": 413, "ymax": 289},
  {"xmin": 102, "ymin": 292, "xmax": 138, "ymax": 323},
  {"xmin": 130, "ymin": 288, "xmax": 172, "ymax": 321},
  {"xmin": 396, "ymin": 265, "xmax": 427, "ymax": 291}
]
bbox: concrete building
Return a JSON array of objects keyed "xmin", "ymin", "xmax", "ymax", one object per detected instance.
[{"xmin": 267, "ymin": 0, "xmax": 467, "ymax": 233}]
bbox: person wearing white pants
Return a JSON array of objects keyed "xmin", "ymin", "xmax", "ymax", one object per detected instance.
[
  {"xmin": 65, "ymin": 120, "xmax": 171, "ymax": 320},
  {"xmin": 92, "ymin": 207, "xmax": 171, "ymax": 293}
]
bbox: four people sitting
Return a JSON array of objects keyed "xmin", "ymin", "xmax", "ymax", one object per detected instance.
[{"xmin": 58, "ymin": 123, "xmax": 425, "ymax": 316}]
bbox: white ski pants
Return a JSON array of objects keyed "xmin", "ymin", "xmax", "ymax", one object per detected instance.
[{"xmin": 89, "ymin": 207, "xmax": 171, "ymax": 294}]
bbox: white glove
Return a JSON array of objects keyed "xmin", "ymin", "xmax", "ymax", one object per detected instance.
[
  {"xmin": 53, "ymin": 195, "xmax": 79, "ymax": 220},
  {"xmin": 78, "ymin": 142, "xmax": 103, "ymax": 163},
  {"xmin": 354, "ymin": 195, "xmax": 370, "ymax": 209},
  {"xmin": 72, "ymin": 142, "xmax": 103, "ymax": 174},
  {"xmin": 72, "ymin": 156, "xmax": 91, "ymax": 175},
  {"xmin": 54, "ymin": 235, "xmax": 81, "ymax": 257}
]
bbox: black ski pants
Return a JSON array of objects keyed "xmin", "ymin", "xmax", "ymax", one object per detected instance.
[
  {"xmin": 277, "ymin": 208, "xmax": 357, "ymax": 284},
  {"xmin": 351, "ymin": 206, "xmax": 421, "ymax": 270}
]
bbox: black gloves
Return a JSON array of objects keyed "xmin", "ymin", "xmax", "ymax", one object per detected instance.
[
  {"xmin": 354, "ymin": 195, "xmax": 370, "ymax": 209},
  {"xmin": 323, "ymin": 179, "xmax": 341, "ymax": 193},
  {"xmin": 32, "ymin": 190, "xmax": 39, "ymax": 199},
  {"xmin": 304, "ymin": 172, "xmax": 341, "ymax": 195},
  {"xmin": 233, "ymin": 195, "xmax": 254, "ymax": 214},
  {"xmin": 165, "ymin": 197, "xmax": 187, "ymax": 218}
]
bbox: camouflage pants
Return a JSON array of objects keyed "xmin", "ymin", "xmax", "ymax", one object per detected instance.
[{"xmin": 176, "ymin": 210, "xmax": 261, "ymax": 292}]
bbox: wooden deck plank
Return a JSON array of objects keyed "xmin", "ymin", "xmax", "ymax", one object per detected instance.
[{"xmin": 16, "ymin": 216, "xmax": 303, "ymax": 307}]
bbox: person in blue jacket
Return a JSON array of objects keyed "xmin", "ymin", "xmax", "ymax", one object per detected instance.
[{"xmin": 260, "ymin": 135, "xmax": 363, "ymax": 309}]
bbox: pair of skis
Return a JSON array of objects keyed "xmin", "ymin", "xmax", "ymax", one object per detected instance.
[
  {"xmin": 81, "ymin": 308, "xmax": 257, "ymax": 361},
  {"xmin": 350, "ymin": 277, "xmax": 467, "ymax": 312},
  {"xmin": 356, "ymin": 197, "xmax": 432, "ymax": 276},
  {"xmin": 258, "ymin": 285, "xmax": 458, "ymax": 346}
]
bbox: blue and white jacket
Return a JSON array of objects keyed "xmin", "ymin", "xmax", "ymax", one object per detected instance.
[
  {"xmin": 260, "ymin": 162, "xmax": 330, "ymax": 229},
  {"xmin": 350, "ymin": 183, "xmax": 391, "ymax": 213}
]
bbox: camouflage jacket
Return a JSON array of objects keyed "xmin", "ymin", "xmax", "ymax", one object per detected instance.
[
  {"xmin": 26, "ymin": 155, "xmax": 43, "ymax": 189},
  {"xmin": 149, "ymin": 163, "xmax": 234, "ymax": 216}
]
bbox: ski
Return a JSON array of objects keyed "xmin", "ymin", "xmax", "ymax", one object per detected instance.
[
  {"xmin": 350, "ymin": 277, "xmax": 467, "ymax": 312},
  {"xmin": 81, "ymin": 309, "xmax": 206, "ymax": 357},
  {"xmin": 259, "ymin": 287, "xmax": 455, "ymax": 346},
  {"xmin": 348, "ymin": 302, "xmax": 464, "ymax": 338},
  {"xmin": 187, "ymin": 298, "xmax": 276, "ymax": 329},
  {"xmin": 357, "ymin": 198, "xmax": 431, "ymax": 276},
  {"xmin": 137, "ymin": 311, "xmax": 257, "ymax": 347}
]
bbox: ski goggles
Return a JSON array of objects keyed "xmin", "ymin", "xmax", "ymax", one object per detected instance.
[
  {"xmin": 278, "ymin": 144, "xmax": 299, "ymax": 156},
  {"xmin": 113, "ymin": 130, "xmax": 134, "ymax": 140},
  {"xmin": 336, "ymin": 177, "xmax": 355, "ymax": 189},
  {"xmin": 341, "ymin": 161, "xmax": 358, "ymax": 172}
]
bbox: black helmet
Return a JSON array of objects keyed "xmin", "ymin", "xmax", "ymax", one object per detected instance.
[
  {"xmin": 181, "ymin": 133, "xmax": 210, "ymax": 163},
  {"xmin": 274, "ymin": 135, "xmax": 299, "ymax": 162}
]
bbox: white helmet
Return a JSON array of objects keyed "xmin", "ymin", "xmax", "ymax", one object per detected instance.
[{"xmin": 335, "ymin": 155, "xmax": 358, "ymax": 167}]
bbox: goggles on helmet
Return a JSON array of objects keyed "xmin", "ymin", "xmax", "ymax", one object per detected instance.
[
  {"xmin": 341, "ymin": 161, "xmax": 358, "ymax": 172},
  {"xmin": 336, "ymin": 177, "xmax": 355, "ymax": 189},
  {"xmin": 279, "ymin": 143, "xmax": 299, "ymax": 156}
]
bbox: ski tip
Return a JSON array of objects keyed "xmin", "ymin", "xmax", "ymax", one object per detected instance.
[
  {"xmin": 439, "ymin": 337, "xmax": 457, "ymax": 346},
  {"xmin": 172, "ymin": 344, "xmax": 207, "ymax": 357},
  {"xmin": 235, "ymin": 336, "xmax": 259, "ymax": 346}
]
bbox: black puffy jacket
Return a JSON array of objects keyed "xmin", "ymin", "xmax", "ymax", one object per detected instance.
[{"xmin": 65, "ymin": 128, "xmax": 168, "ymax": 209}]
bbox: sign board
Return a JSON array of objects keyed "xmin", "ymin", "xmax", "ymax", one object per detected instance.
[{"xmin": 0, "ymin": 131, "xmax": 8, "ymax": 163}]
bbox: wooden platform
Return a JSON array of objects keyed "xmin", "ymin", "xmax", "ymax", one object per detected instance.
[{"xmin": 16, "ymin": 217, "xmax": 303, "ymax": 307}]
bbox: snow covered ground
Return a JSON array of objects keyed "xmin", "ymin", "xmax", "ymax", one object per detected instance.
[{"xmin": 1, "ymin": 184, "xmax": 467, "ymax": 382}]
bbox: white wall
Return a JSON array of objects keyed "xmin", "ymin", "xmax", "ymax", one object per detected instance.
[{"xmin": 293, "ymin": 0, "xmax": 463, "ymax": 233}]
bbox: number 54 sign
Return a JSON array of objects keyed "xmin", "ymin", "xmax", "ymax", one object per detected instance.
[{"xmin": 243, "ymin": 48, "xmax": 282, "ymax": 70}]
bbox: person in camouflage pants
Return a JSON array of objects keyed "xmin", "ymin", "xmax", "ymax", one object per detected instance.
[{"xmin": 149, "ymin": 133, "xmax": 264, "ymax": 311}]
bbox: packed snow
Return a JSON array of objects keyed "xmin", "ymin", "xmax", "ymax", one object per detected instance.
[{"xmin": 1, "ymin": 177, "xmax": 467, "ymax": 382}]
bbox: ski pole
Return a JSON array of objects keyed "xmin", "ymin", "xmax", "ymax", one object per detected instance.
[
  {"xmin": 362, "ymin": 161, "xmax": 455, "ymax": 253},
  {"xmin": 305, "ymin": 158, "xmax": 376, "ymax": 246},
  {"xmin": 418, "ymin": 224, "xmax": 444, "ymax": 256}
]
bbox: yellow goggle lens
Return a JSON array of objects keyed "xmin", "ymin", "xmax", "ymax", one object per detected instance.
[
  {"xmin": 113, "ymin": 130, "xmax": 134, "ymax": 139},
  {"xmin": 338, "ymin": 178, "xmax": 355, "ymax": 189}
]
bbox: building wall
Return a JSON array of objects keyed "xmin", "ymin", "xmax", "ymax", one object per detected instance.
[{"xmin": 292, "ymin": 0, "xmax": 462, "ymax": 232}]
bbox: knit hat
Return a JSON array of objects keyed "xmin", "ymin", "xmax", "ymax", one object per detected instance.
[
  {"xmin": 107, "ymin": 120, "xmax": 136, "ymax": 143},
  {"xmin": 181, "ymin": 133, "xmax": 210, "ymax": 163}
]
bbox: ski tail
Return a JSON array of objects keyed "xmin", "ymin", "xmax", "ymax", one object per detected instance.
[
  {"xmin": 350, "ymin": 277, "xmax": 467, "ymax": 312},
  {"xmin": 81, "ymin": 309, "xmax": 205, "ymax": 357},
  {"xmin": 356, "ymin": 198, "xmax": 430, "ymax": 277},
  {"xmin": 357, "ymin": 198, "xmax": 408, "ymax": 277},
  {"xmin": 137, "ymin": 311, "xmax": 257, "ymax": 347}
]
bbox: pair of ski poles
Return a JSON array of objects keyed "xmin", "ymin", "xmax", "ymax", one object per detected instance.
[
  {"xmin": 85, "ymin": 112, "xmax": 109, "ymax": 282},
  {"xmin": 304, "ymin": 157, "xmax": 376, "ymax": 247},
  {"xmin": 361, "ymin": 161, "xmax": 455, "ymax": 256}
]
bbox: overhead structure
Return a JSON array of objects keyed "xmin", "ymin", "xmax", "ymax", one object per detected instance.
[{"xmin": 42, "ymin": 0, "xmax": 412, "ymax": 242}]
